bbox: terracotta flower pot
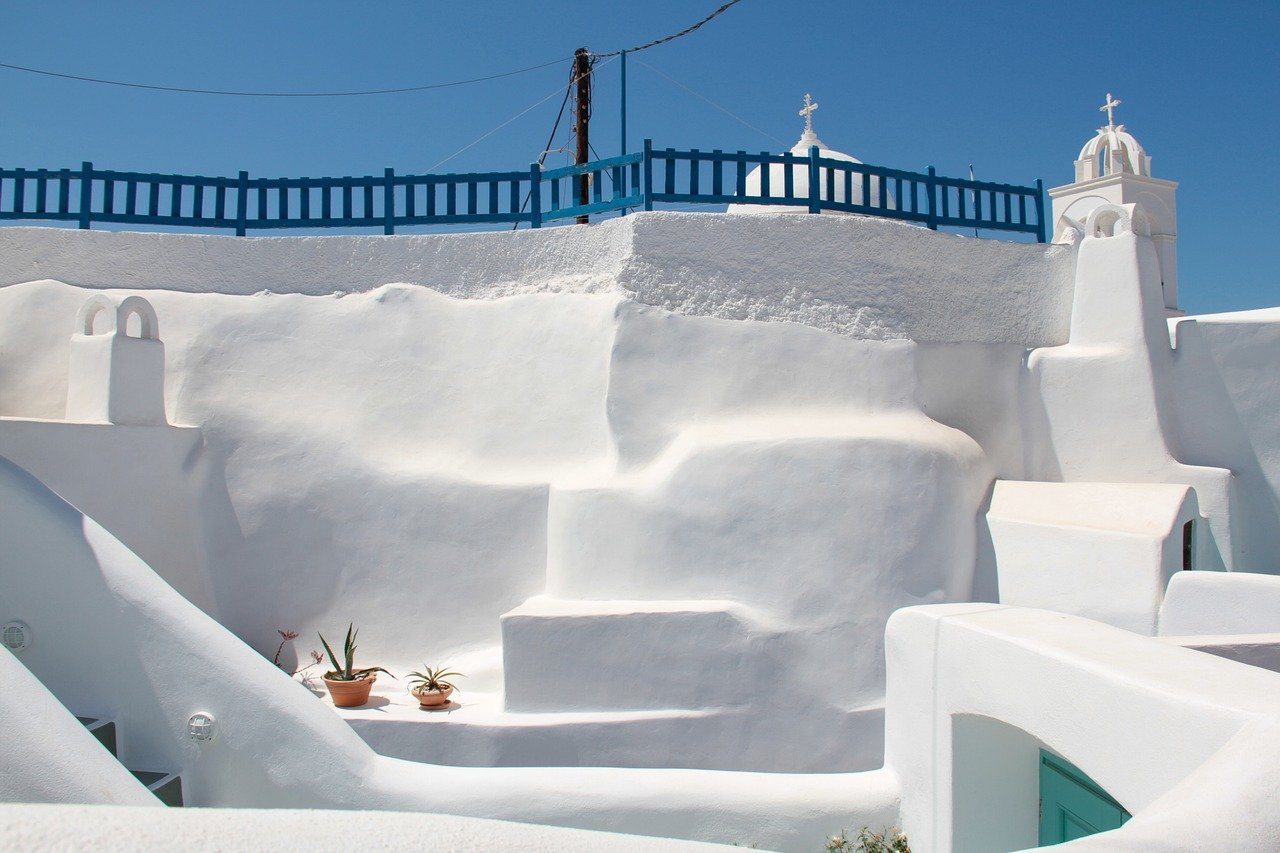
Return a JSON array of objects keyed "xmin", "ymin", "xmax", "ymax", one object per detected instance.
[
  {"xmin": 323, "ymin": 673, "xmax": 376, "ymax": 708},
  {"xmin": 411, "ymin": 684, "xmax": 454, "ymax": 708}
]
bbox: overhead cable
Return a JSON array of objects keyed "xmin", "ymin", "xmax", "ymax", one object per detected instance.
[
  {"xmin": 592, "ymin": 0, "xmax": 744, "ymax": 57},
  {"xmin": 0, "ymin": 56, "xmax": 568, "ymax": 97},
  {"xmin": 428, "ymin": 56, "xmax": 615, "ymax": 173}
]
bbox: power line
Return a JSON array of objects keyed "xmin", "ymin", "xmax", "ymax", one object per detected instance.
[
  {"xmin": 428, "ymin": 56, "xmax": 614, "ymax": 173},
  {"xmin": 513, "ymin": 64, "xmax": 577, "ymax": 229},
  {"xmin": 592, "ymin": 0, "xmax": 745, "ymax": 58},
  {"xmin": 0, "ymin": 56, "xmax": 568, "ymax": 98}
]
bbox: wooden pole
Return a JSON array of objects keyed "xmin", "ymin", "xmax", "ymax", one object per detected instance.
[{"xmin": 573, "ymin": 47, "xmax": 591, "ymax": 224}]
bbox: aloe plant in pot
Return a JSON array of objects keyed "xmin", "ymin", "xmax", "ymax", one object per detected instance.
[
  {"xmin": 318, "ymin": 624, "xmax": 393, "ymax": 708},
  {"xmin": 408, "ymin": 665, "xmax": 463, "ymax": 708}
]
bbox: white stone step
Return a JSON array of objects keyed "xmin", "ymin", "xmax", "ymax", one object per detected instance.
[{"xmin": 500, "ymin": 596, "xmax": 785, "ymax": 713}]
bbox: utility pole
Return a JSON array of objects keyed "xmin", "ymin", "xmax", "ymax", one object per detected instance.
[{"xmin": 573, "ymin": 47, "xmax": 592, "ymax": 224}]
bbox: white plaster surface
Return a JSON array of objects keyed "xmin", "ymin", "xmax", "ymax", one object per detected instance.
[
  {"xmin": 1167, "ymin": 310, "xmax": 1280, "ymax": 570},
  {"xmin": 0, "ymin": 650, "xmax": 159, "ymax": 808},
  {"xmin": 1024, "ymin": 229, "xmax": 1234, "ymax": 568},
  {"xmin": 1160, "ymin": 571, "xmax": 1280, "ymax": 636},
  {"xmin": 0, "ymin": 453, "xmax": 898, "ymax": 850},
  {"xmin": 884, "ymin": 604, "xmax": 1280, "ymax": 852},
  {"xmin": 988, "ymin": 480, "xmax": 1199, "ymax": 634},
  {"xmin": 0, "ymin": 419, "xmax": 220, "ymax": 616},
  {"xmin": 0, "ymin": 214, "xmax": 1073, "ymax": 343},
  {"xmin": 1159, "ymin": 633, "xmax": 1280, "ymax": 675},
  {"xmin": 0, "ymin": 803, "xmax": 738, "ymax": 851},
  {"xmin": 3, "ymin": 205, "xmax": 1280, "ymax": 850}
]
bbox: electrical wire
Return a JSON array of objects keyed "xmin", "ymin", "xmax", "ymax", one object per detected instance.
[
  {"xmin": 592, "ymin": 0, "xmax": 744, "ymax": 57},
  {"xmin": 513, "ymin": 64, "xmax": 577, "ymax": 228},
  {"xmin": 0, "ymin": 56, "xmax": 569, "ymax": 97},
  {"xmin": 429, "ymin": 56, "xmax": 614, "ymax": 173},
  {"xmin": 633, "ymin": 57, "xmax": 787, "ymax": 147}
]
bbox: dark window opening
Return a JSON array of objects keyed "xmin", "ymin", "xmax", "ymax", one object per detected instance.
[{"xmin": 1182, "ymin": 520, "xmax": 1195, "ymax": 571}]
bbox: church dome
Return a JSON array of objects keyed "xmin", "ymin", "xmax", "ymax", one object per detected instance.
[
  {"xmin": 727, "ymin": 95, "xmax": 893, "ymax": 214},
  {"xmin": 1073, "ymin": 94, "xmax": 1153, "ymax": 180}
]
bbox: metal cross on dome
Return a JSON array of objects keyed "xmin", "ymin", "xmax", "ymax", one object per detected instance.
[
  {"xmin": 1100, "ymin": 93, "xmax": 1122, "ymax": 129},
  {"xmin": 799, "ymin": 93, "xmax": 818, "ymax": 134}
]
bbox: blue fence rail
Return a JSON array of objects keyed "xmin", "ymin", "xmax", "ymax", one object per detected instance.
[{"xmin": 0, "ymin": 141, "xmax": 1045, "ymax": 241}]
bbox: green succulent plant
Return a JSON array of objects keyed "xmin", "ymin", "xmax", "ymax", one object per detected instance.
[
  {"xmin": 318, "ymin": 623, "xmax": 393, "ymax": 682},
  {"xmin": 408, "ymin": 665, "xmax": 463, "ymax": 693}
]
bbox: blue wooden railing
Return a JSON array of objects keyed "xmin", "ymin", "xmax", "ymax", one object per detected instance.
[{"xmin": 0, "ymin": 141, "xmax": 1045, "ymax": 241}]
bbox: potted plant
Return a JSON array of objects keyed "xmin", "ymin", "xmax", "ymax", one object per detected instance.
[
  {"xmin": 408, "ymin": 665, "xmax": 463, "ymax": 708},
  {"xmin": 318, "ymin": 624, "xmax": 392, "ymax": 708}
]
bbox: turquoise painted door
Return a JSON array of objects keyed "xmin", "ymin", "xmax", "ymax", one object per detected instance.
[{"xmin": 1039, "ymin": 750, "xmax": 1131, "ymax": 845}]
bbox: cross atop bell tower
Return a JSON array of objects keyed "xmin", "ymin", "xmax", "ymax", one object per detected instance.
[
  {"xmin": 1049, "ymin": 93, "xmax": 1182, "ymax": 314},
  {"xmin": 1100, "ymin": 93, "xmax": 1122, "ymax": 129}
]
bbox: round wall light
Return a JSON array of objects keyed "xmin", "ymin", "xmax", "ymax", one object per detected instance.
[
  {"xmin": 187, "ymin": 712, "xmax": 217, "ymax": 742},
  {"xmin": 2, "ymin": 621, "xmax": 31, "ymax": 652}
]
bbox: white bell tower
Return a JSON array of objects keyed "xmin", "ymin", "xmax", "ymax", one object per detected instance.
[{"xmin": 1049, "ymin": 94, "xmax": 1181, "ymax": 314}]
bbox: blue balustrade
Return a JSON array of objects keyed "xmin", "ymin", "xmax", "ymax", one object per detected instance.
[{"xmin": 0, "ymin": 143, "xmax": 1045, "ymax": 241}]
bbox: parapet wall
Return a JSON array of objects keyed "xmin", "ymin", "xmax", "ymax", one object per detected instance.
[{"xmin": 0, "ymin": 212, "xmax": 1073, "ymax": 345}]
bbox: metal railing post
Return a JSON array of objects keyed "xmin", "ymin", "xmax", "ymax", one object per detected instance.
[
  {"xmin": 78, "ymin": 161, "xmax": 93, "ymax": 229},
  {"xmin": 808, "ymin": 145, "xmax": 821, "ymax": 214},
  {"xmin": 529, "ymin": 163, "xmax": 542, "ymax": 229},
  {"xmin": 383, "ymin": 168, "xmax": 395, "ymax": 235},
  {"xmin": 236, "ymin": 171, "xmax": 249, "ymax": 236},
  {"xmin": 926, "ymin": 166, "xmax": 938, "ymax": 231},
  {"xmin": 643, "ymin": 139, "xmax": 654, "ymax": 211},
  {"xmin": 1034, "ymin": 178, "xmax": 1046, "ymax": 243}
]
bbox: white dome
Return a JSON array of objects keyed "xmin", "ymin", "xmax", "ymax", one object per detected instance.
[
  {"xmin": 1078, "ymin": 124, "xmax": 1150, "ymax": 177},
  {"xmin": 727, "ymin": 128, "xmax": 893, "ymax": 214}
]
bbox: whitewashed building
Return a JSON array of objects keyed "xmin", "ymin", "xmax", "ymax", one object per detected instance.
[{"xmin": 2, "ymin": 96, "xmax": 1280, "ymax": 851}]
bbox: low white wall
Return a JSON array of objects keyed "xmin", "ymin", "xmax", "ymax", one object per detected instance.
[
  {"xmin": 0, "ymin": 650, "xmax": 158, "ymax": 808},
  {"xmin": 988, "ymin": 481, "xmax": 1198, "ymax": 634},
  {"xmin": 884, "ymin": 604, "xmax": 1280, "ymax": 852},
  {"xmin": 1167, "ymin": 312, "xmax": 1280, "ymax": 570},
  {"xmin": 1054, "ymin": 714, "xmax": 1280, "ymax": 852},
  {"xmin": 1159, "ymin": 571, "xmax": 1280, "ymax": 636},
  {"xmin": 0, "ymin": 803, "xmax": 734, "ymax": 851},
  {"xmin": 0, "ymin": 213, "xmax": 1074, "ymax": 344},
  {"xmin": 1159, "ymin": 633, "xmax": 1280, "ymax": 675}
]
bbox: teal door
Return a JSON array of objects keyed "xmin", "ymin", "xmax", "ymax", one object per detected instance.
[{"xmin": 1039, "ymin": 750, "xmax": 1131, "ymax": 845}]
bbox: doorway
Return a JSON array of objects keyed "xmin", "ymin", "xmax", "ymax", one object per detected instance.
[{"xmin": 1039, "ymin": 750, "xmax": 1131, "ymax": 845}]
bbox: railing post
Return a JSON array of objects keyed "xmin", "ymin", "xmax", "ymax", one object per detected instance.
[
  {"xmin": 1034, "ymin": 178, "xmax": 1046, "ymax": 243},
  {"xmin": 642, "ymin": 138, "xmax": 654, "ymax": 212},
  {"xmin": 926, "ymin": 166, "xmax": 938, "ymax": 231},
  {"xmin": 808, "ymin": 145, "xmax": 821, "ymax": 214},
  {"xmin": 78, "ymin": 161, "xmax": 92, "ymax": 229},
  {"xmin": 383, "ymin": 167, "xmax": 395, "ymax": 235},
  {"xmin": 529, "ymin": 162, "xmax": 542, "ymax": 229},
  {"xmin": 236, "ymin": 171, "xmax": 249, "ymax": 236}
]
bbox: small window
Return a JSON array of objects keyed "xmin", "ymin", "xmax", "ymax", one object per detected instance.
[{"xmin": 1182, "ymin": 520, "xmax": 1195, "ymax": 571}]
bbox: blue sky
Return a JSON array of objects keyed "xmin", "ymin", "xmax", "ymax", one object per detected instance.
[{"xmin": 1, "ymin": 1, "xmax": 1276, "ymax": 314}]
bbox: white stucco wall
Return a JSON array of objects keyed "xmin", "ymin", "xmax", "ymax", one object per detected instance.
[
  {"xmin": 0, "ymin": 804, "xmax": 739, "ymax": 852},
  {"xmin": 0, "ymin": 452, "xmax": 900, "ymax": 850},
  {"xmin": 1159, "ymin": 571, "xmax": 1280, "ymax": 636},
  {"xmin": 0, "ymin": 650, "xmax": 159, "ymax": 808},
  {"xmin": 988, "ymin": 480, "xmax": 1199, "ymax": 634},
  {"xmin": 1024, "ymin": 226, "xmax": 1233, "ymax": 569},
  {"xmin": 1167, "ymin": 311, "xmax": 1280, "ymax": 570},
  {"xmin": 884, "ymin": 604, "xmax": 1280, "ymax": 852},
  {"xmin": 0, "ymin": 214, "xmax": 1073, "ymax": 343}
]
